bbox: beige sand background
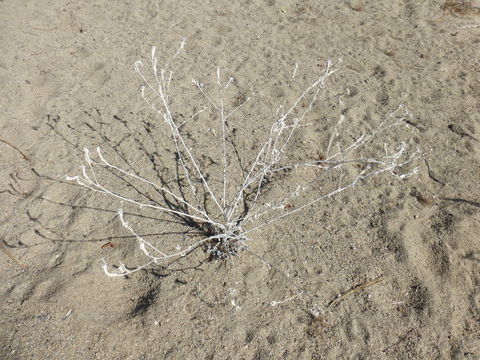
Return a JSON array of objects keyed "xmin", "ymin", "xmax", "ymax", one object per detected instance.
[{"xmin": 1, "ymin": 0, "xmax": 479, "ymax": 359}]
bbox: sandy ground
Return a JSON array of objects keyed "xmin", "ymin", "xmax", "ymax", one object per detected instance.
[{"xmin": 1, "ymin": 0, "xmax": 479, "ymax": 359}]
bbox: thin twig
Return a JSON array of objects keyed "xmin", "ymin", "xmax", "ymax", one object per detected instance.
[
  {"xmin": 0, "ymin": 242, "xmax": 28, "ymax": 269},
  {"xmin": 0, "ymin": 138, "xmax": 31, "ymax": 163},
  {"xmin": 328, "ymin": 276, "xmax": 385, "ymax": 308}
]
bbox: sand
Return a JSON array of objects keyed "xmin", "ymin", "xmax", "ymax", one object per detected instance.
[{"xmin": 1, "ymin": 1, "xmax": 479, "ymax": 359}]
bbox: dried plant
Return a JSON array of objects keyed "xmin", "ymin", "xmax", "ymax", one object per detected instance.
[
  {"xmin": 441, "ymin": 0, "xmax": 480, "ymax": 16},
  {"xmin": 67, "ymin": 40, "xmax": 420, "ymax": 277}
]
